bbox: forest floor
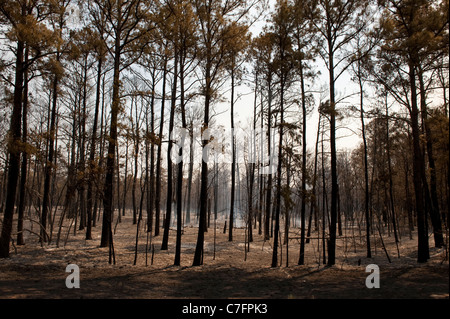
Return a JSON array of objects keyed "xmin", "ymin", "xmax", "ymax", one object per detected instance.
[{"xmin": 0, "ymin": 211, "xmax": 448, "ymax": 300}]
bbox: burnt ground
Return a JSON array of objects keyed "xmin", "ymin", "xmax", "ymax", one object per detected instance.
[{"xmin": 0, "ymin": 213, "xmax": 448, "ymax": 300}]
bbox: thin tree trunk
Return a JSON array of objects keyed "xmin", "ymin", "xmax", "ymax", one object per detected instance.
[
  {"xmin": 146, "ymin": 69, "xmax": 156, "ymax": 234},
  {"xmin": 186, "ymin": 121, "xmax": 194, "ymax": 225},
  {"xmin": 175, "ymin": 49, "xmax": 187, "ymax": 266},
  {"xmin": 358, "ymin": 67, "xmax": 371, "ymax": 259},
  {"xmin": 247, "ymin": 69, "xmax": 258, "ymax": 244},
  {"xmin": 86, "ymin": 56, "xmax": 103, "ymax": 240},
  {"xmin": 258, "ymin": 90, "xmax": 264, "ymax": 236},
  {"xmin": 321, "ymin": 116, "xmax": 327, "ymax": 265},
  {"xmin": 42, "ymin": 49, "xmax": 61, "ymax": 243},
  {"xmin": 298, "ymin": 59, "xmax": 307, "ymax": 265},
  {"xmin": 78, "ymin": 56, "xmax": 88, "ymax": 231},
  {"xmin": 418, "ymin": 66, "xmax": 444, "ymax": 248},
  {"xmin": 264, "ymin": 80, "xmax": 273, "ymax": 241},
  {"xmin": 132, "ymin": 96, "xmax": 140, "ymax": 226},
  {"xmin": 121, "ymin": 137, "xmax": 129, "ymax": 220},
  {"xmin": 408, "ymin": 61, "xmax": 429, "ymax": 263},
  {"xmin": 229, "ymin": 67, "xmax": 236, "ymax": 242},
  {"xmin": 193, "ymin": 48, "xmax": 212, "ymax": 266},
  {"xmin": 327, "ymin": 44, "xmax": 338, "ymax": 267},
  {"xmin": 100, "ymin": 28, "xmax": 122, "ymax": 261},
  {"xmin": 93, "ymin": 72, "xmax": 107, "ymax": 228},
  {"xmin": 17, "ymin": 46, "xmax": 29, "ymax": 246},
  {"xmin": 0, "ymin": 39, "xmax": 24, "ymax": 258},
  {"xmin": 272, "ymin": 79, "xmax": 285, "ymax": 268},
  {"xmin": 161, "ymin": 50, "xmax": 178, "ymax": 251},
  {"xmin": 155, "ymin": 57, "xmax": 168, "ymax": 237},
  {"xmin": 384, "ymin": 93, "xmax": 400, "ymax": 257},
  {"xmin": 306, "ymin": 113, "xmax": 321, "ymax": 243}
]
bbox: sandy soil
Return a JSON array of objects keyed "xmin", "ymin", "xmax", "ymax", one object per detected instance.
[{"xmin": 0, "ymin": 212, "xmax": 448, "ymax": 300}]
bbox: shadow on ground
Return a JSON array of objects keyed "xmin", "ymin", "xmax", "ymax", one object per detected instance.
[{"xmin": 0, "ymin": 261, "xmax": 448, "ymax": 299}]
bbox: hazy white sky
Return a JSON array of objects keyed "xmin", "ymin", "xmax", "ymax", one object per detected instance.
[
  {"xmin": 211, "ymin": 1, "xmax": 365, "ymax": 154},
  {"xmin": 213, "ymin": 57, "xmax": 364, "ymax": 156}
]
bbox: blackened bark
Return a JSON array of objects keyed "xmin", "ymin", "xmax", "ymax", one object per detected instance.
[
  {"xmin": 229, "ymin": 67, "xmax": 236, "ymax": 242},
  {"xmin": 264, "ymin": 80, "xmax": 273, "ymax": 241},
  {"xmin": 408, "ymin": 62, "xmax": 429, "ymax": 263},
  {"xmin": 17, "ymin": 47, "xmax": 29, "ymax": 246},
  {"xmin": 193, "ymin": 57, "xmax": 211, "ymax": 266},
  {"xmin": 298, "ymin": 59, "xmax": 307, "ymax": 265},
  {"xmin": 175, "ymin": 50, "xmax": 187, "ymax": 266},
  {"xmin": 155, "ymin": 57, "xmax": 168, "ymax": 237},
  {"xmin": 147, "ymin": 69, "xmax": 156, "ymax": 234},
  {"xmin": 86, "ymin": 57, "xmax": 103, "ymax": 240},
  {"xmin": 385, "ymin": 93, "xmax": 400, "ymax": 257},
  {"xmin": 41, "ymin": 50, "xmax": 61, "ymax": 243},
  {"xmin": 327, "ymin": 45, "xmax": 338, "ymax": 267},
  {"xmin": 0, "ymin": 40, "xmax": 24, "ymax": 258},
  {"xmin": 161, "ymin": 51, "xmax": 178, "ymax": 251},
  {"xmin": 271, "ymin": 80, "xmax": 284, "ymax": 268},
  {"xmin": 100, "ymin": 30, "xmax": 121, "ymax": 258},
  {"xmin": 359, "ymin": 67, "xmax": 371, "ymax": 259},
  {"xmin": 418, "ymin": 67, "xmax": 444, "ymax": 248},
  {"xmin": 78, "ymin": 56, "xmax": 88, "ymax": 231}
]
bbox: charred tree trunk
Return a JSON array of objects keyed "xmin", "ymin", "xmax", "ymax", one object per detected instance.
[
  {"xmin": 161, "ymin": 51, "xmax": 178, "ymax": 251},
  {"xmin": 418, "ymin": 66, "xmax": 444, "ymax": 248},
  {"xmin": 41, "ymin": 49, "xmax": 61, "ymax": 243},
  {"xmin": 175, "ymin": 49, "xmax": 187, "ymax": 266},
  {"xmin": 155, "ymin": 57, "xmax": 168, "ymax": 237},
  {"xmin": 193, "ymin": 46, "xmax": 212, "ymax": 266},
  {"xmin": 298, "ymin": 59, "xmax": 307, "ymax": 265},
  {"xmin": 358, "ymin": 65, "xmax": 371, "ymax": 259},
  {"xmin": 86, "ymin": 56, "xmax": 103, "ymax": 240},
  {"xmin": 272, "ymin": 79, "xmax": 285, "ymax": 268},
  {"xmin": 100, "ymin": 28, "xmax": 122, "ymax": 265},
  {"xmin": 229, "ymin": 67, "xmax": 236, "ymax": 242},
  {"xmin": 146, "ymin": 69, "xmax": 156, "ymax": 234},
  {"xmin": 327, "ymin": 39, "xmax": 338, "ymax": 267},
  {"xmin": 17, "ymin": 46, "xmax": 29, "ymax": 246},
  {"xmin": 78, "ymin": 56, "xmax": 88, "ymax": 231},
  {"xmin": 0, "ymin": 39, "xmax": 24, "ymax": 258},
  {"xmin": 384, "ymin": 93, "xmax": 400, "ymax": 257},
  {"xmin": 264, "ymin": 79, "xmax": 273, "ymax": 241},
  {"xmin": 408, "ymin": 61, "xmax": 429, "ymax": 263}
]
